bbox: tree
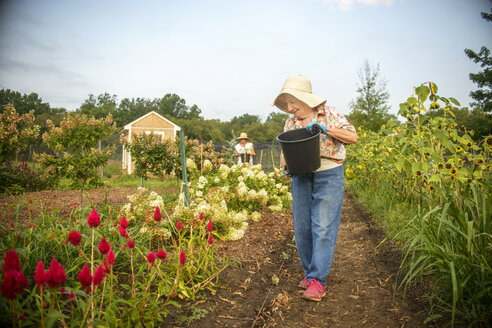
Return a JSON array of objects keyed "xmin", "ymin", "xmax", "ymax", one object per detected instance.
[
  {"xmin": 0, "ymin": 104, "xmax": 40, "ymax": 163},
  {"xmin": 347, "ymin": 61, "xmax": 396, "ymax": 131},
  {"xmin": 0, "ymin": 89, "xmax": 51, "ymax": 115},
  {"xmin": 35, "ymin": 114, "xmax": 117, "ymax": 203},
  {"xmin": 464, "ymin": 10, "xmax": 492, "ymax": 112}
]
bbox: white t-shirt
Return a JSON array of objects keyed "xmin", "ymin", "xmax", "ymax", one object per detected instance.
[{"xmin": 235, "ymin": 142, "xmax": 254, "ymax": 164}]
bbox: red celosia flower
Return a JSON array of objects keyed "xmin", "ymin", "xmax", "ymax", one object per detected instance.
[
  {"xmin": 146, "ymin": 252, "xmax": 156, "ymax": 266},
  {"xmin": 46, "ymin": 258, "xmax": 66, "ymax": 288},
  {"xmin": 120, "ymin": 216, "xmax": 128, "ymax": 229},
  {"xmin": 93, "ymin": 264, "xmax": 105, "ymax": 287},
  {"xmin": 106, "ymin": 249, "xmax": 115, "ymax": 267},
  {"xmin": 78, "ymin": 264, "xmax": 92, "ymax": 289},
  {"xmin": 176, "ymin": 219, "xmax": 182, "ymax": 232},
  {"xmin": 3, "ymin": 249, "xmax": 21, "ymax": 272},
  {"xmin": 73, "ymin": 205, "xmax": 77, "ymax": 209},
  {"xmin": 20, "ymin": 312, "xmax": 26, "ymax": 321},
  {"xmin": 128, "ymin": 239, "xmax": 135, "ymax": 249},
  {"xmin": 156, "ymin": 249, "xmax": 166, "ymax": 260},
  {"xmin": 68, "ymin": 290, "xmax": 75, "ymax": 304},
  {"xmin": 179, "ymin": 250, "xmax": 186, "ymax": 266},
  {"xmin": 207, "ymin": 234, "xmax": 214, "ymax": 244},
  {"xmin": 98, "ymin": 238, "xmax": 110, "ymax": 255},
  {"xmin": 119, "ymin": 225, "xmax": 128, "ymax": 238},
  {"xmin": 34, "ymin": 261, "xmax": 47, "ymax": 288},
  {"xmin": 206, "ymin": 219, "xmax": 213, "ymax": 233},
  {"xmin": 1, "ymin": 270, "xmax": 29, "ymax": 300},
  {"xmin": 60, "ymin": 287, "xmax": 65, "ymax": 293},
  {"xmin": 68, "ymin": 231, "xmax": 82, "ymax": 246},
  {"xmin": 87, "ymin": 209, "xmax": 100, "ymax": 228},
  {"xmin": 199, "ymin": 212, "xmax": 204, "ymax": 220},
  {"xmin": 154, "ymin": 206, "xmax": 162, "ymax": 222}
]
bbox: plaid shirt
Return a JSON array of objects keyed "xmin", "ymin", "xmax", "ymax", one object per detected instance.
[{"xmin": 283, "ymin": 105, "xmax": 356, "ymax": 164}]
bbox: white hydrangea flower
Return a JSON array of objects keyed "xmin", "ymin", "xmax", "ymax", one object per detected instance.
[
  {"xmin": 214, "ymin": 177, "xmax": 220, "ymax": 184},
  {"xmin": 196, "ymin": 190, "xmax": 203, "ymax": 198},
  {"xmin": 186, "ymin": 158, "xmax": 197, "ymax": 170},
  {"xmin": 203, "ymin": 159, "xmax": 213, "ymax": 172},
  {"xmin": 198, "ymin": 176, "xmax": 208, "ymax": 185},
  {"xmin": 250, "ymin": 211, "xmax": 262, "ymax": 222},
  {"xmin": 238, "ymin": 176, "xmax": 244, "ymax": 182}
]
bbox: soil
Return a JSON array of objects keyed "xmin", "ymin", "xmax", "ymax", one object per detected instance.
[
  {"xmin": 164, "ymin": 194, "xmax": 444, "ymax": 328},
  {"xmin": 1, "ymin": 188, "xmax": 444, "ymax": 328}
]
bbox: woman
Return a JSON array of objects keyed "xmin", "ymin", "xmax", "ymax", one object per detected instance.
[
  {"xmin": 272, "ymin": 75, "xmax": 358, "ymax": 301},
  {"xmin": 234, "ymin": 132, "xmax": 256, "ymax": 165}
]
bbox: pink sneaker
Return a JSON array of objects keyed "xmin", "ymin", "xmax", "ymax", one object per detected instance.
[
  {"xmin": 301, "ymin": 278, "xmax": 326, "ymax": 301},
  {"xmin": 299, "ymin": 276, "xmax": 310, "ymax": 289}
]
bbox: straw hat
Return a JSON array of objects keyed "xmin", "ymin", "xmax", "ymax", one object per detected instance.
[
  {"xmin": 236, "ymin": 132, "xmax": 250, "ymax": 141},
  {"xmin": 271, "ymin": 75, "xmax": 326, "ymax": 112}
]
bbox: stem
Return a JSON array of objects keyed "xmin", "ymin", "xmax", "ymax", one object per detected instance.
[
  {"xmin": 90, "ymin": 227, "xmax": 95, "ymax": 322},
  {"xmin": 131, "ymin": 250, "xmax": 135, "ymax": 297},
  {"xmin": 39, "ymin": 287, "xmax": 45, "ymax": 328}
]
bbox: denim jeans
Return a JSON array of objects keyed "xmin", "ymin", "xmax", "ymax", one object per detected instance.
[{"xmin": 291, "ymin": 165, "xmax": 344, "ymax": 286}]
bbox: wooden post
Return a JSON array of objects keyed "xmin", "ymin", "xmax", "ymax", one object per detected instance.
[
  {"xmin": 98, "ymin": 140, "xmax": 103, "ymax": 177},
  {"xmin": 179, "ymin": 131, "xmax": 189, "ymax": 207}
]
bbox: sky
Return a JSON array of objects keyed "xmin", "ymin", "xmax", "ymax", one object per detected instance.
[{"xmin": 0, "ymin": 0, "xmax": 491, "ymax": 121}]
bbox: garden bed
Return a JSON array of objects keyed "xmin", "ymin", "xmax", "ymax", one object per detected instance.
[{"xmin": 1, "ymin": 188, "xmax": 444, "ymax": 327}]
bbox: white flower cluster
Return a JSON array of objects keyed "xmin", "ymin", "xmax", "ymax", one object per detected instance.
[
  {"xmin": 173, "ymin": 163, "xmax": 291, "ymax": 241},
  {"xmin": 119, "ymin": 187, "xmax": 166, "ymax": 223}
]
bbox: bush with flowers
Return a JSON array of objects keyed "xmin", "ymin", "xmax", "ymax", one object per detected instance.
[
  {"xmin": 0, "ymin": 198, "xmax": 221, "ymax": 327},
  {"xmin": 173, "ymin": 162, "xmax": 291, "ymax": 240}
]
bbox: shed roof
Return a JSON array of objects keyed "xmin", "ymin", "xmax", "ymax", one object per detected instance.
[{"xmin": 123, "ymin": 111, "xmax": 181, "ymax": 131}]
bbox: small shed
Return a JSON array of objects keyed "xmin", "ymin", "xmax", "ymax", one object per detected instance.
[{"xmin": 121, "ymin": 111, "xmax": 181, "ymax": 174}]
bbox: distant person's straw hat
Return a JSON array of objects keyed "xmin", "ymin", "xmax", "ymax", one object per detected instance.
[
  {"xmin": 236, "ymin": 132, "xmax": 250, "ymax": 141},
  {"xmin": 271, "ymin": 75, "xmax": 326, "ymax": 112}
]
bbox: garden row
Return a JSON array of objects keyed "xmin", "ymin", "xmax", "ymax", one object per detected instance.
[{"xmin": 345, "ymin": 82, "xmax": 491, "ymax": 326}]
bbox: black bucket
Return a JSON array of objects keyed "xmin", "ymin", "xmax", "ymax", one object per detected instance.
[
  {"xmin": 240, "ymin": 153, "xmax": 251, "ymax": 164},
  {"xmin": 276, "ymin": 129, "xmax": 321, "ymax": 174}
]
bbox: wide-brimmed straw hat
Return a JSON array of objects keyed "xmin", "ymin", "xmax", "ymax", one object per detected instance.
[
  {"xmin": 236, "ymin": 132, "xmax": 250, "ymax": 141},
  {"xmin": 271, "ymin": 75, "xmax": 326, "ymax": 112}
]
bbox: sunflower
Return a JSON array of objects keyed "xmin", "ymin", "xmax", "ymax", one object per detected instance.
[
  {"xmin": 438, "ymin": 164, "xmax": 444, "ymax": 169},
  {"xmin": 456, "ymin": 146, "xmax": 463, "ymax": 152},
  {"xmin": 450, "ymin": 168, "xmax": 457, "ymax": 176},
  {"xmin": 487, "ymin": 137, "xmax": 492, "ymax": 146},
  {"xmin": 416, "ymin": 170, "xmax": 422, "ymax": 176},
  {"xmin": 428, "ymin": 185, "xmax": 434, "ymax": 192},
  {"xmin": 445, "ymin": 163, "xmax": 452, "ymax": 169}
]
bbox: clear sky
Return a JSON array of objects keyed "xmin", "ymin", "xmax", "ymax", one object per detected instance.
[{"xmin": 0, "ymin": 0, "xmax": 491, "ymax": 121}]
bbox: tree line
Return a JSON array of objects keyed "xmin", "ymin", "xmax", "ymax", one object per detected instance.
[{"xmin": 0, "ymin": 89, "xmax": 290, "ymax": 144}]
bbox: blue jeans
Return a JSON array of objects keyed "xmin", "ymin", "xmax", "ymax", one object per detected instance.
[{"xmin": 291, "ymin": 165, "xmax": 344, "ymax": 286}]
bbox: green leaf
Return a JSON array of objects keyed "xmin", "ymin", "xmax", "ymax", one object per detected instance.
[
  {"xmin": 407, "ymin": 97, "xmax": 418, "ymax": 106},
  {"xmin": 415, "ymin": 85, "xmax": 430, "ymax": 102},
  {"xmin": 394, "ymin": 158, "xmax": 404, "ymax": 172},
  {"xmin": 448, "ymin": 97, "xmax": 460, "ymax": 106}
]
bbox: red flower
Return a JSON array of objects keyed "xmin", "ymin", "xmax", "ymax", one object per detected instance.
[
  {"xmin": 154, "ymin": 206, "xmax": 162, "ymax": 222},
  {"xmin": 93, "ymin": 264, "xmax": 105, "ymax": 287},
  {"xmin": 46, "ymin": 258, "xmax": 66, "ymax": 288},
  {"xmin": 207, "ymin": 234, "xmax": 214, "ymax": 244},
  {"xmin": 87, "ymin": 209, "xmax": 100, "ymax": 228},
  {"xmin": 73, "ymin": 205, "xmax": 77, "ymax": 209},
  {"xmin": 20, "ymin": 312, "xmax": 26, "ymax": 321},
  {"xmin": 60, "ymin": 287, "xmax": 65, "ymax": 293},
  {"xmin": 68, "ymin": 290, "xmax": 75, "ymax": 304},
  {"xmin": 106, "ymin": 249, "xmax": 115, "ymax": 267},
  {"xmin": 128, "ymin": 239, "xmax": 135, "ymax": 249},
  {"xmin": 78, "ymin": 264, "xmax": 92, "ymax": 289},
  {"xmin": 179, "ymin": 250, "xmax": 186, "ymax": 266},
  {"xmin": 68, "ymin": 231, "xmax": 82, "ymax": 246},
  {"xmin": 120, "ymin": 216, "xmax": 128, "ymax": 229},
  {"xmin": 3, "ymin": 249, "xmax": 21, "ymax": 272},
  {"xmin": 34, "ymin": 261, "xmax": 47, "ymax": 288},
  {"xmin": 156, "ymin": 249, "xmax": 166, "ymax": 260},
  {"xmin": 206, "ymin": 219, "xmax": 213, "ymax": 233},
  {"xmin": 98, "ymin": 238, "xmax": 110, "ymax": 255},
  {"xmin": 176, "ymin": 219, "xmax": 182, "ymax": 232},
  {"xmin": 146, "ymin": 252, "xmax": 156, "ymax": 266},
  {"xmin": 1, "ymin": 270, "xmax": 29, "ymax": 300},
  {"xmin": 199, "ymin": 212, "xmax": 204, "ymax": 220},
  {"xmin": 119, "ymin": 225, "xmax": 128, "ymax": 238}
]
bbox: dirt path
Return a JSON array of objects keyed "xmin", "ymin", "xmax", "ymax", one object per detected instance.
[{"xmin": 166, "ymin": 194, "xmax": 437, "ymax": 328}]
